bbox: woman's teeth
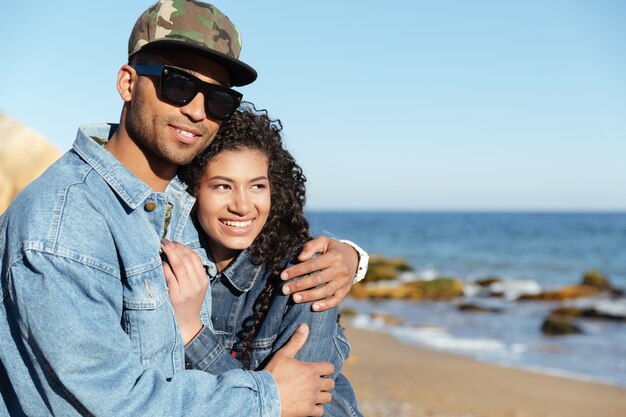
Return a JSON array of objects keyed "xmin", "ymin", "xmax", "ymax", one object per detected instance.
[{"xmin": 221, "ymin": 220, "xmax": 252, "ymax": 228}]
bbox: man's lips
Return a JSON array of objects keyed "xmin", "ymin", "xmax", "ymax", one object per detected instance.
[{"xmin": 170, "ymin": 124, "xmax": 202, "ymax": 144}]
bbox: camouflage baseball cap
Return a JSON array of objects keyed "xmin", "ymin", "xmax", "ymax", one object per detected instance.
[{"xmin": 128, "ymin": 0, "xmax": 257, "ymax": 86}]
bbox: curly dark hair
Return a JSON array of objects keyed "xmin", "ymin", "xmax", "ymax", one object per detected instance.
[{"xmin": 178, "ymin": 104, "xmax": 311, "ymax": 368}]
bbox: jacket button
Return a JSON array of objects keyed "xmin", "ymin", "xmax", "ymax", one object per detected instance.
[{"xmin": 144, "ymin": 201, "xmax": 157, "ymax": 212}]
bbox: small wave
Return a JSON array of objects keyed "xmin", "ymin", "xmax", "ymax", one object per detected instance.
[
  {"xmin": 390, "ymin": 326, "xmax": 520, "ymax": 355},
  {"xmin": 351, "ymin": 314, "xmax": 525, "ymax": 357},
  {"xmin": 416, "ymin": 265, "xmax": 439, "ymax": 281},
  {"xmin": 464, "ymin": 278, "xmax": 542, "ymax": 300},
  {"xmin": 495, "ymin": 362, "xmax": 624, "ymax": 388},
  {"xmin": 563, "ymin": 296, "xmax": 626, "ymax": 318},
  {"xmin": 351, "ymin": 313, "xmax": 388, "ymax": 329}
]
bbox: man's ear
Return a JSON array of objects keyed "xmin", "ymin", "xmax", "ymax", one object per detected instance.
[{"xmin": 117, "ymin": 64, "xmax": 135, "ymax": 102}]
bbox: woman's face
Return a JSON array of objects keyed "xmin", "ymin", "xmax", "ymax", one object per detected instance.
[{"xmin": 195, "ymin": 148, "xmax": 271, "ymax": 269}]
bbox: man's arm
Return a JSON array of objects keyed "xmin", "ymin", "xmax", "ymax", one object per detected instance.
[
  {"xmin": 6, "ymin": 250, "xmax": 328, "ymax": 417},
  {"xmin": 269, "ymin": 300, "xmax": 362, "ymax": 416},
  {"xmin": 280, "ymin": 237, "xmax": 369, "ymax": 311},
  {"xmin": 184, "ymin": 297, "xmax": 362, "ymax": 417}
]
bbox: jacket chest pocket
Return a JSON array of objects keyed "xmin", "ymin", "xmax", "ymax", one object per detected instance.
[{"xmin": 121, "ymin": 267, "xmax": 178, "ymax": 371}]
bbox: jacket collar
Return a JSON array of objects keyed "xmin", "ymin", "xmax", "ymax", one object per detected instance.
[
  {"xmin": 72, "ymin": 123, "xmax": 190, "ymax": 210},
  {"xmin": 207, "ymin": 249, "xmax": 265, "ymax": 293}
]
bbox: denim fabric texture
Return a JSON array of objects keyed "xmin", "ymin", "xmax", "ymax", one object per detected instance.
[
  {"xmin": 184, "ymin": 249, "xmax": 363, "ymax": 417},
  {"xmin": 0, "ymin": 124, "xmax": 280, "ymax": 416}
]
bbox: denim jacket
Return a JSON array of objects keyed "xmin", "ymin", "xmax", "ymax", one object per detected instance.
[
  {"xmin": 184, "ymin": 249, "xmax": 363, "ymax": 417},
  {"xmin": 0, "ymin": 124, "xmax": 279, "ymax": 416}
]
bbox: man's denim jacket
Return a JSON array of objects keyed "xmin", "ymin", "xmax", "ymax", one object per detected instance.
[
  {"xmin": 0, "ymin": 124, "xmax": 280, "ymax": 416},
  {"xmin": 184, "ymin": 250, "xmax": 363, "ymax": 417}
]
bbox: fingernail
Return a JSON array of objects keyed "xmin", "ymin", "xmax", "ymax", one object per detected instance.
[
  {"xmin": 297, "ymin": 323, "xmax": 306, "ymax": 333},
  {"xmin": 161, "ymin": 239, "xmax": 172, "ymax": 247},
  {"xmin": 280, "ymin": 271, "xmax": 289, "ymax": 280},
  {"xmin": 293, "ymin": 294, "xmax": 302, "ymax": 302},
  {"xmin": 312, "ymin": 303, "xmax": 321, "ymax": 311},
  {"xmin": 283, "ymin": 285, "xmax": 291, "ymax": 295}
]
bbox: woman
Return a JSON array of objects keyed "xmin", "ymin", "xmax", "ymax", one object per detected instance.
[{"xmin": 161, "ymin": 106, "xmax": 362, "ymax": 416}]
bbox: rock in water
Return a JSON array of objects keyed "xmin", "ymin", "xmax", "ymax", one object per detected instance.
[
  {"xmin": 0, "ymin": 114, "xmax": 61, "ymax": 212},
  {"xmin": 541, "ymin": 314, "xmax": 583, "ymax": 336},
  {"xmin": 364, "ymin": 255, "xmax": 413, "ymax": 283}
]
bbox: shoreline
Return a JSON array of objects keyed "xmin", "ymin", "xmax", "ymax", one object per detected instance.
[{"xmin": 341, "ymin": 325, "xmax": 626, "ymax": 417}]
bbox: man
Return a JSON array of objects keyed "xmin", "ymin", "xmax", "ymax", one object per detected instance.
[{"xmin": 0, "ymin": 1, "xmax": 367, "ymax": 416}]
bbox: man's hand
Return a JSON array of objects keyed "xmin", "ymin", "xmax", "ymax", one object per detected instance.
[
  {"xmin": 280, "ymin": 237, "xmax": 359, "ymax": 312},
  {"xmin": 264, "ymin": 324, "xmax": 335, "ymax": 417}
]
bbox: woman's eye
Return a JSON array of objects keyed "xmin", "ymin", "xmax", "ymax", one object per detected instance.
[
  {"xmin": 214, "ymin": 184, "xmax": 231, "ymax": 190},
  {"xmin": 251, "ymin": 183, "xmax": 267, "ymax": 190}
]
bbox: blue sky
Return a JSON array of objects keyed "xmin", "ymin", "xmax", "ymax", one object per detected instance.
[{"xmin": 1, "ymin": 1, "xmax": 625, "ymax": 211}]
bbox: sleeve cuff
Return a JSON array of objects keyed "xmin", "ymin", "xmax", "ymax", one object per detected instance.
[
  {"xmin": 184, "ymin": 325, "xmax": 241, "ymax": 372},
  {"xmin": 339, "ymin": 239, "xmax": 369, "ymax": 283},
  {"xmin": 250, "ymin": 370, "xmax": 281, "ymax": 417}
]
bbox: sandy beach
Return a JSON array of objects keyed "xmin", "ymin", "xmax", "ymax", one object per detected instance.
[{"xmin": 341, "ymin": 325, "xmax": 626, "ymax": 417}]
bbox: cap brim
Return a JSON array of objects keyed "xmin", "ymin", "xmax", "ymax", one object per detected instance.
[{"xmin": 136, "ymin": 40, "xmax": 257, "ymax": 87}]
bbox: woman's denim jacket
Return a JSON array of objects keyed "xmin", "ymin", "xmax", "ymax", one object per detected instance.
[
  {"xmin": 0, "ymin": 125, "xmax": 280, "ymax": 416},
  {"xmin": 184, "ymin": 249, "xmax": 363, "ymax": 417}
]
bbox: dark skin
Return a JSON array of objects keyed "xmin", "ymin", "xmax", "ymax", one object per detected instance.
[
  {"xmin": 110, "ymin": 49, "xmax": 358, "ymax": 416},
  {"xmin": 110, "ymin": 50, "xmax": 360, "ymax": 310},
  {"xmin": 281, "ymin": 236, "xmax": 360, "ymax": 311}
]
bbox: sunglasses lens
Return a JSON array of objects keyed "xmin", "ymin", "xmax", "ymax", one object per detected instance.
[
  {"xmin": 162, "ymin": 73, "xmax": 197, "ymax": 104},
  {"xmin": 206, "ymin": 90, "xmax": 237, "ymax": 119},
  {"xmin": 158, "ymin": 67, "xmax": 240, "ymax": 120}
]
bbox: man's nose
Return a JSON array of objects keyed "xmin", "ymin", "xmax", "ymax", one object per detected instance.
[{"xmin": 180, "ymin": 92, "xmax": 207, "ymax": 122}]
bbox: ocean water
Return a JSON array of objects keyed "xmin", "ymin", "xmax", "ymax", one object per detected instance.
[{"xmin": 307, "ymin": 211, "xmax": 626, "ymax": 387}]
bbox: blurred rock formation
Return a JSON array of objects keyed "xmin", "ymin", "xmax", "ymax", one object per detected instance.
[{"xmin": 0, "ymin": 114, "xmax": 61, "ymax": 213}]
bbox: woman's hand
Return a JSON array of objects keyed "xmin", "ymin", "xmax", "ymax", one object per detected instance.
[{"xmin": 161, "ymin": 239, "xmax": 209, "ymax": 345}]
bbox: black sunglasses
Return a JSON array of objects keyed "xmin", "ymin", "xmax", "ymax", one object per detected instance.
[{"xmin": 132, "ymin": 65, "xmax": 242, "ymax": 121}]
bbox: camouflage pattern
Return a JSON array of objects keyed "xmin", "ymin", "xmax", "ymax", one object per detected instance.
[
  {"xmin": 129, "ymin": 0, "xmax": 242, "ymax": 60},
  {"xmin": 128, "ymin": 0, "xmax": 256, "ymax": 85}
]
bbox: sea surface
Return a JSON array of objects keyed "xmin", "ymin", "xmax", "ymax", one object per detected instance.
[{"xmin": 307, "ymin": 211, "xmax": 626, "ymax": 387}]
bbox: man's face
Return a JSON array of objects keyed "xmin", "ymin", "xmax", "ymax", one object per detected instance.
[{"xmin": 125, "ymin": 50, "xmax": 231, "ymax": 167}]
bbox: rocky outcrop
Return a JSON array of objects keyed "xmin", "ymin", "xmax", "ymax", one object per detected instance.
[
  {"xmin": 581, "ymin": 270, "xmax": 622, "ymax": 295},
  {"xmin": 518, "ymin": 271, "xmax": 621, "ymax": 301},
  {"xmin": 541, "ymin": 314, "xmax": 583, "ymax": 336},
  {"xmin": 363, "ymin": 255, "xmax": 413, "ymax": 282},
  {"xmin": 518, "ymin": 284, "xmax": 600, "ymax": 301},
  {"xmin": 457, "ymin": 302, "xmax": 503, "ymax": 313},
  {"xmin": 351, "ymin": 277, "xmax": 464, "ymax": 301},
  {"xmin": 549, "ymin": 306, "xmax": 626, "ymax": 322},
  {"xmin": 0, "ymin": 114, "xmax": 61, "ymax": 213},
  {"xmin": 350, "ymin": 255, "xmax": 464, "ymax": 300}
]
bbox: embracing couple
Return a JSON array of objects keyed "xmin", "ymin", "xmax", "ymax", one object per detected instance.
[{"xmin": 0, "ymin": 1, "xmax": 365, "ymax": 416}]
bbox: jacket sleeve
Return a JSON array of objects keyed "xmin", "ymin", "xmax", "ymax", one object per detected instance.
[
  {"xmin": 184, "ymin": 324, "xmax": 245, "ymax": 372},
  {"xmin": 185, "ymin": 292, "xmax": 362, "ymax": 417},
  {"xmin": 271, "ymin": 301, "xmax": 363, "ymax": 417},
  {"xmin": 7, "ymin": 249, "xmax": 280, "ymax": 417}
]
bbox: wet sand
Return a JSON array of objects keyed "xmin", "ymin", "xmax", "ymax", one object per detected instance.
[{"xmin": 341, "ymin": 325, "xmax": 626, "ymax": 417}]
